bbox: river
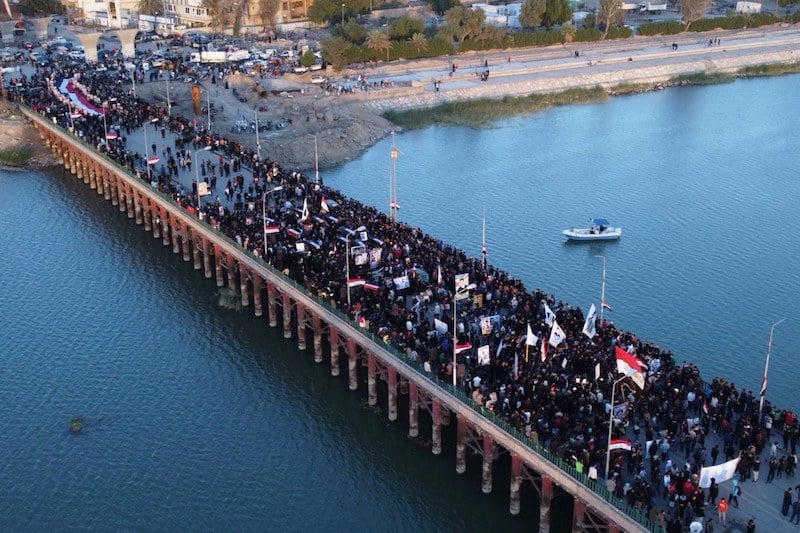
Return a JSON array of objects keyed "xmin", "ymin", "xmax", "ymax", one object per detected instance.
[{"xmin": 1, "ymin": 74, "xmax": 798, "ymax": 530}]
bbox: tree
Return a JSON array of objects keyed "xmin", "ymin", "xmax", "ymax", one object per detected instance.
[
  {"xmin": 308, "ymin": 0, "xmax": 370, "ymax": 24},
  {"xmin": 138, "ymin": 0, "xmax": 163, "ymax": 15},
  {"xmin": 202, "ymin": 0, "xmax": 229, "ymax": 31},
  {"xmin": 443, "ymin": 5, "xmax": 485, "ymax": 43},
  {"xmin": 680, "ymin": 0, "xmax": 712, "ymax": 30},
  {"xmin": 519, "ymin": 0, "xmax": 546, "ymax": 29},
  {"xmin": 366, "ymin": 29, "xmax": 391, "ymax": 60},
  {"xmin": 428, "ymin": 0, "xmax": 460, "ymax": 16},
  {"xmin": 410, "ymin": 32, "xmax": 428, "ymax": 53},
  {"xmin": 321, "ymin": 35, "xmax": 351, "ymax": 70},
  {"xmin": 388, "ymin": 15, "xmax": 425, "ymax": 40},
  {"xmin": 18, "ymin": 0, "xmax": 63, "ymax": 16},
  {"xmin": 597, "ymin": 0, "xmax": 623, "ymax": 38},
  {"xmin": 300, "ymin": 50, "xmax": 316, "ymax": 67},
  {"xmin": 336, "ymin": 20, "xmax": 368, "ymax": 44},
  {"xmin": 257, "ymin": 0, "xmax": 279, "ymax": 33},
  {"xmin": 542, "ymin": 0, "xmax": 572, "ymax": 27}
]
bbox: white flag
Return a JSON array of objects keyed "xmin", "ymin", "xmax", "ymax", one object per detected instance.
[
  {"xmin": 437, "ymin": 264, "xmax": 442, "ymax": 286},
  {"xmin": 526, "ymin": 324, "xmax": 538, "ymax": 346},
  {"xmin": 543, "ymin": 302, "xmax": 556, "ymax": 326},
  {"xmin": 197, "ymin": 182, "xmax": 211, "ymax": 197},
  {"xmin": 477, "ymin": 345, "xmax": 490, "ymax": 365},
  {"xmin": 698, "ymin": 457, "xmax": 741, "ymax": 488},
  {"xmin": 434, "ymin": 318, "xmax": 448, "ymax": 335},
  {"xmin": 594, "ymin": 363, "xmax": 601, "ymax": 381},
  {"xmin": 548, "ymin": 320, "xmax": 566, "ymax": 348},
  {"xmin": 299, "ymin": 197, "xmax": 309, "ymax": 223},
  {"xmin": 582, "ymin": 304, "xmax": 597, "ymax": 339}
]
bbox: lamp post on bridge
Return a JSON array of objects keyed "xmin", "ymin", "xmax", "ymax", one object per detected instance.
[
  {"xmin": 194, "ymin": 145, "xmax": 212, "ymax": 211},
  {"xmin": 758, "ymin": 318, "xmax": 787, "ymax": 418},
  {"xmin": 605, "ymin": 371, "xmax": 636, "ymax": 480},
  {"xmin": 262, "ymin": 185, "xmax": 283, "ymax": 258},
  {"xmin": 452, "ymin": 279, "xmax": 476, "ymax": 387}
]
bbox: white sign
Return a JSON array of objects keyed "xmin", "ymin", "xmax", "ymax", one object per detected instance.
[{"xmin": 698, "ymin": 457, "xmax": 741, "ymax": 488}]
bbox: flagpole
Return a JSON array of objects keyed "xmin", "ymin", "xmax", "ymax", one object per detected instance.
[
  {"xmin": 759, "ymin": 318, "xmax": 786, "ymax": 417},
  {"xmin": 481, "ymin": 206, "xmax": 487, "ymax": 270},
  {"xmin": 596, "ymin": 255, "xmax": 606, "ymax": 323},
  {"xmin": 605, "ymin": 373, "xmax": 630, "ymax": 480},
  {"xmin": 346, "ymin": 233, "xmax": 352, "ymax": 307},
  {"xmin": 255, "ymin": 111, "xmax": 261, "ymax": 161},
  {"xmin": 314, "ymin": 135, "xmax": 320, "ymax": 184}
]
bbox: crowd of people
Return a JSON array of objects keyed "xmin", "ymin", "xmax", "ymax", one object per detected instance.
[{"xmin": 5, "ymin": 52, "xmax": 800, "ymax": 531}]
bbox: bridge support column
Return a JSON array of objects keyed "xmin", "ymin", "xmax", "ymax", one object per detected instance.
[
  {"xmin": 102, "ymin": 171, "xmax": 111, "ymax": 200},
  {"xmin": 295, "ymin": 302, "xmax": 305, "ymax": 349},
  {"xmin": 329, "ymin": 326, "xmax": 340, "ymax": 376},
  {"xmin": 118, "ymin": 179, "xmax": 128, "ymax": 214},
  {"xmin": 347, "ymin": 339, "xmax": 357, "ymax": 391},
  {"xmin": 408, "ymin": 381, "xmax": 418, "ymax": 437},
  {"xmin": 267, "ymin": 283, "xmax": 277, "ymax": 327},
  {"xmin": 571, "ymin": 498, "xmax": 585, "ymax": 533},
  {"xmin": 125, "ymin": 184, "xmax": 134, "ymax": 218},
  {"xmin": 152, "ymin": 205, "xmax": 161, "ymax": 238},
  {"xmin": 441, "ymin": 407, "xmax": 451, "ymax": 426},
  {"xmin": 239, "ymin": 264, "xmax": 249, "ymax": 306},
  {"xmin": 181, "ymin": 223, "xmax": 191, "ymax": 261},
  {"xmin": 142, "ymin": 196, "xmax": 152, "ymax": 232},
  {"xmin": 214, "ymin": 244, "xmax": 224, "ymax": 287},
  {"xmin": 171, "ymin": 219, "xmax": 180, "ymax": 254},
  {"xmin": 88, "ymin": 164, "xmax": 97, "ymax": 189},
  {"xmin": 281, "ymin": 292, "xmax": 292, "ymax": 339},
  {"xmin": 510, "ymin": 454, "xmax": 521, "ymax": 515},
  {"xmin": 482, "ymin": 434, "xmax": 493, "ymax": 494},
  {"xmin": 69, "ymin": 154, "xmax": 77, "ymax": 175},
  {"xmin": 192, "ymin": 232, "xmax": 202, "ymax": 270},
  {"xmin": 110, "ymin": 174, "xmax": 119, "ymax": 206},
  {"xmin": 226, "ymin": 254, "xmax": 236, "ymax": 291},
  {"xmin": 252, "ymin": 274, "xmax": 263, "ymax": 316},
  {"xmin": 78, "ymin": 159, "xmax": 87, "ymax": 183},
  {"xmin": 312, "ymin": 314, "xmax": 322, "ymax": 362},
  {"xmin": 134, "ymin": 191, "xmax": 143, "ymax": 225},
  {"xmin": 540, "ymin": 475, "xmax": 553, "ymax": 532},
  {"xmin": 432, "ymin": 399, "xmax": 442, "ymax": 455},
  {"xmin": 387, "ymin": 367, "xmax": 397, "ymax": 421},
  {"xmin": 608, "ymin": 526, "xmax": 620, "ymax": 533},
  {"xmin": 367, "ymin": 353, "xmax": 377, "ymax": 406},
  {"xmin": 456, "ymin": 415, "xmax": 466, "ymax": 474},
  {"xmin": 202, "ymin": 238, "xmax": 212, "ymax": 278},
  {"xmin": 163, "ymin": 212, "xmax": 172, "ymax": 247}
]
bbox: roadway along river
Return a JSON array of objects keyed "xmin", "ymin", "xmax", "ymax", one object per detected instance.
[{"xmin": 1, "ymin": 73, "xmax": 798, "ymax": 530}]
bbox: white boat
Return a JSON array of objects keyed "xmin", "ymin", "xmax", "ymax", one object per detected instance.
[{"xmin": 562, "ymin": 218, "xmax": 622, "ymax": 241}]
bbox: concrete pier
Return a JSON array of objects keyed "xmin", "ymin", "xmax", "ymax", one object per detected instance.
[
  {"xmin": 312, "ymin": 314, "xmax": 323, "ymax": 362},
  {"xmin": 408, "ymin": 381, "xmax": 419, "ymax": 438},
  {"xmin": 431, "ymin": 399, "xmax": 442, "ymax": 455},
  {"xmin": 296, "ymin": 302, "xmax": 306, "ymax": 350},
  {"xmin": 481, "ymin": 435, "xmax": 493, "ymax": 494},
  {"xmin": 329, "ymin": 325, "xmax": 340, "ymax": 376},
  {"xmin": 456, "ymin": 415, "xmax": 467, "ymax": 474},
  {"xmin": 367, "ymin": 353, "xmax": 377, "ymax": 406},
  {"xmin": 387, "ymin": 367, "xmax": 397, "ymax": 421}
]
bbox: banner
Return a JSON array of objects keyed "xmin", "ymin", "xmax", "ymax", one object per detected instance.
[
  {"xmin": 455, "ymin": 273, "xmax": 469, "ymax": 292},
  {"xmin": 698, "ymin": 457, "xmax": 741, "ymax": 488},
  {"xmin": 477, "ymin": 345, "xmax": 490, "ymax": 365},
  {"xmin": 480, "ymin": 316, "xmax": 493, "ymax": 336},
  {"xmin": 393, "ymin": 275, "xmax": 410, "ymax": 290},
  {"xmin": 434, "ymin": 318, "xmax": 448, "ymax": 335}
]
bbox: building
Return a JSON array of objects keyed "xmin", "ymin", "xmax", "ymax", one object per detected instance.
[{"xmin": 472, "ymin": 2, "xmax": 521, "ymax": 28}]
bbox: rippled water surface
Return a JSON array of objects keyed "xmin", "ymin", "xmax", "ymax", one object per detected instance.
[{"xmin": 2, "ymin": 74, "xmax": 799, "ymax": 530}]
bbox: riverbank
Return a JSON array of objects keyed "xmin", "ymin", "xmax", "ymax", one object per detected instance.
[{"xmin": 0, "ymin": 102, "xmax": 58, "ymax": 170}]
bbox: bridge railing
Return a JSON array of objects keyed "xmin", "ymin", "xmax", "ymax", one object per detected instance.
[{"xmin": 22, "ymin": 103, "xmax": 661, "ymax": 532}]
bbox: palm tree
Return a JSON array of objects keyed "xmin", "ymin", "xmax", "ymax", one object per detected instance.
[
  {"xmin": 410, "ymin": 32, "xmax": 428, "ymax": 54},
  {"xmin": 366, "ymin": 29, "xmax": 391, "ymax": 61}
]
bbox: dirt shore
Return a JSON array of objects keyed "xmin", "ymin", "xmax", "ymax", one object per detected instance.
[{"xmin": 0, "ymin": 102, "xmax": 59, "ymax": 169}]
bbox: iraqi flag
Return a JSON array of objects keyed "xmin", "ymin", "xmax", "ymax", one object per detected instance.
[
  {"xmin": 609, "ymin": 439, "xmax": 632, "ymax": 452},
  {"xmin": 347, "ymin": 278, "xmax": 365, "ymax": 288},
  {"xmin": 146, "ymin": 156, "xmax": 160, "ymax": 165},
  {"xmin": 759, "ymin": 374, "xmax": 767, "ymax": 398},
  {"xmin": 455, "ymin": 342, "xmax": 472, "ymax": 354},
  {"xmin": 602, "ymin": 300, "xmax": 612, "ymax": 312},
  {"xmin": 105, "ymin": 132, "xmax": 118, "ymax": 140},
  {"xmin": 286, "ymin": 228, "xmax": 301, "ymax": 239},
  {"xmin": 264, "ymin": 226, "xmax": 280, "ymax": 235},
  {"xmin": 321, "ymin": 196, "xmax": 330, "ymax": 213},
  {"xmin": 615, "ymin": 346, "xmax": 646, "ymax": 390},
  {"xmin": 364, "ymin": 282, "xmax": 379, "ymax": 292},
  {"xmin": 389, "ymin": 200, "xmax": 400, "ymax": 210},
  {"xmin": 582, "ymin": 303, "xmax": 597, "ymax": 339},
  {"xmin": 540, "ymin": 339, "xmax": 547, "ymax": 362},
  {"xmin": 70, "ymin": 111, "xmax": 82, "ymax": 119}
]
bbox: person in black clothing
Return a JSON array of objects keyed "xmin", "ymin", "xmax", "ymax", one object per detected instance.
[{"xmin": 707, "ymin": 478, "xmax": 719, "ymax": 505}]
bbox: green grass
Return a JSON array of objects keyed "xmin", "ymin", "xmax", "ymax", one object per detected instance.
[
  {"xmin": 670, "ymin": 72, "xmax": 735, "ymax": 85},
  {"xmin": 0, "ymin": 147, "xmax": 33, "ymax": 167},
  {"xmin": 383, "ymin": 87, "xmax": 608, "ymax": 129},
  {"xmin": 738, "ymin": 62, "xmax": 800, "ymax": 77}
]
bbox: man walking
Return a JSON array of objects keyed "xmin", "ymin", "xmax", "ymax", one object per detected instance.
[
  {"xmin": 753, "ymin": 456, "xmax": 761, "ymax": 482},
  {"xmin": 790, "ymin": 499, "xmax": 800, "ymax": 524},
  {"xmin": 768, "ymin": 457, "xmax": 778, "ymax": 482},
  {"xmin": 729, "ymin": 479, "xmax": 741, "ymax": 508}
]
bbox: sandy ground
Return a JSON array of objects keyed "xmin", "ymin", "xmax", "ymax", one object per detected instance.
[{"xmin": 0, "ymin": 101, "xmax": 59, "ymax": 168}]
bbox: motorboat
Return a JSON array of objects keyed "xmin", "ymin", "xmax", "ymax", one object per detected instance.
[{"xmin": 562, "ymin": 218, "xmax": 621, "ymax": 241}]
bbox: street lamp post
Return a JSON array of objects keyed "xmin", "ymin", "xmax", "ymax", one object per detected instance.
[
  {"xmin": 605, "ymin": 372, "xmax": 635, "ymax": 479},
  {"xmin": 194, "ymin": 145, "xmax": 212, "ymax": 211},
  {"xmin": 596, "ymin": 254, "xmax": 607, "ymax": 323},
  {"xmin": 143, "ymin": 117, "xmax": 159, "ymax": 183},
  {"xmin": 342, "ymin": 3, "xmax": 345, "ymax": 22},
  {"xmin": 165, "ymin": 74, "xmax": 171, "ymax": 116},
  {"xmin": 452, "ymin": 282, "xmax": 476, "ymax": 387},
  {"xmin": 206, "ymin": 87, "xmax": 211, "ymax": 131},
  {"xmin": 262, "ymin": 185, "xmax": 283, "ymax": 257},
  {"xmin": 102, "ymin": 97, "xmax": 117, "ymax": 151},
  {"xmin": 759, "ymin": 318, "xmax": 787, "ymax": 417}
]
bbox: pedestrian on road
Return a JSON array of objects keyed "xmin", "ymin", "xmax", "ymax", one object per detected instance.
[
  {"xmin": 790, "ymin": 499, "xmax": 800, "ymax": 524},
  {"xmin": 745, "ymin": 517, "xmax": 755, "ymax": 533},
  {"xmin": 708, "ymin": 477, "xmax": 719, "ymax": 505},
  {"xmin": 704, "ymin": 517, "xmax": 714, "ymax": 532},
  {"xmin": 711, "ymin": 444, "xmax": 719, "ymax": 465},
  {"xmin": 753, "ymin": 456, "xmax": 761, "ymax": 482},
  {"xmin": 782, "ymin": 487, "xmax": 793, "ymax": 515},
  {"xmin": 729, "ymin": 479, "xmax": 741, "ymax": 507},
  {"xmin": 767, "ymin": 457, "xmax": 778, "ymax": 482},
  {"xmin": 717, "ymin": 498, "xmax": 728, "ymax": 526}
]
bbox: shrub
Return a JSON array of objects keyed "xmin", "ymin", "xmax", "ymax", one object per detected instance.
[
  {"xmin": 605, "ymin": 26, "xmax": 633, "ymax": 39},
  {"xmin": 0, "ymin": 147, "xmax": 32, "ymax": 167},
  {"xmin": 636, "ymin": 20, "xmax": 684, "ymax": 36},
  {"xmin": 573, "ymin": 28, "xmax": 601, "ymax": 42},
  {"xmin": 508, "ymin": 29, "xmax": 564, "ymax": 48}
]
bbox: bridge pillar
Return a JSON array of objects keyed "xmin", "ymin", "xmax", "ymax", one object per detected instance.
[
  {"xmin": 88, "ymin": 164, "xmax": 97, "ymax": 189},
  {"xmin": 192, "ymin": 231, "xmax": 202, "ymax": 270},
  {"xmin": 181, "ymin": 222, "xmax": 191, "ymax": 261},
  {"xmin": 134, "ymin": 191, "xmax": 143, "ymax": 225},
  {"xmin": 239, "ymin": 265, "xmax": 249, "ymax": 307},
  {"xmin": 281, "ymin": 292, "xmax": 292, "ymax": 339},
  {"xmin": 608, "ymin": 526, "xmax": 621, "ymax": 533},
  {"xmin": 110, "ymin": 174, "xmax": 119, "ymax": 206},
  {"xmin": 432, "ymin": 399, "xmax": 442, "ymax": 455},
  {"xmin": 125, "ymin": 183, "xmax": 134, "ymax": 218},
  {"xmin": 214, "ymin": 244, "xmax": 224, "ymax": 287},
  {"xmin": 162, "ymin": 212, "xmax": 172, "ymax": 247},
  {"xmin": 482, "ymin": 434, "xmax": 493, "ymax": 494},
  {"xmin": 267, "ymin": 283, "xmax": 277, "ymax": 327},
  {"xmin": 78, "ymin": 158, "xmax": 87, "ymax": 183},
  {"xmin": 171, "ymin": 218, "xmax": 180, "ymax": 254},
  {"xmin": 329, "ymin": 326, "xmax": 340, "ymax": 376},
  {"xmin": 0, "ymin": 21, "xmax": 17, "ymax": 44},
  {"xmin": 510, "ymin": 454, "xmax": 521, "ymax": 515},
  {"xmin": 571, "ymin": 498, "xmax": 585, "ymax": 533},
  {"xmin": 456, "ymin": 415, "xmax": 466, "ymax": 474},
  {"xmin": 347, "ymin": 338, "xmax": 357, "ymax": 391},
  {"xmin": 28, "ymin": 17, "xmax": 50, "ymax": 40},
  {"xmin": 76, "ymin": 33, "xmax": 102, "ymax": 63},
  {"xmin": 312, "ymin": 314, "xmax": 322, "ymax": 362},
  {"xmin": 102, "ymin": 170, "xmax": 111, "ymax": 200},
  {"xmin": 252, "ymin": 274, "xmax": 263, "ymax": 316},
  {"xmin": 225, "ymin": 254, "xmax": 236, "ymax": 290},
  {"xmin": 540, "ymin": 475, "xmax": 553, "ymax": 532},
  {"xmin": 367, "ymin": 353, "xmax": 377, "ymax": 406},
  {"xmin": 295, "ymin": 302, "xmax": 306, "ymax": 349},
  {"xmin": 387, "ymin": 367, "xmax": 397, "ymax": 421},
  {"xmin": 142, "ymin": 196, "xmax": 152, "ymax": 231},
  {"xmin": 408, "ymin": 381, "xmax": 419, "ymax": 437},
  {"xmin": 115, "ymin": 29, "xmax": 138, "ymax": 58},
  {"xmin": 202, "ymin": 237, "xmax": 212, "ymax": 278},
  {"xmin": 69, "ymin": 153, "xmax": 77, "ymax": 175},
  {"xmin": 441, "ymin": 407, "xmax": 451, "ymax": 426}
]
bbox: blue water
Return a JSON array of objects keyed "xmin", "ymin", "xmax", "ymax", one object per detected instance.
[{"xmin": 2, "ymin": 74, "xmax": 799, "ymax": 530}]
